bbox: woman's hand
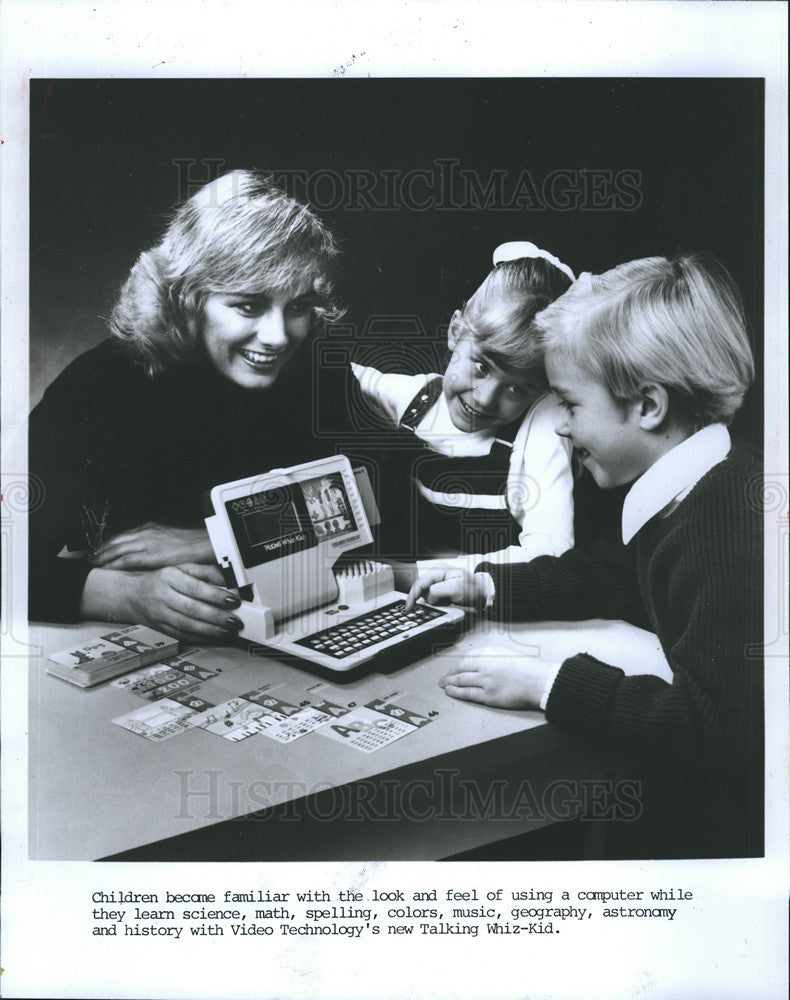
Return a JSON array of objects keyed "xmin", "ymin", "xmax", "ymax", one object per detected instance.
[
  {"xmin": 126, "ymin": 563, "xmax": 244, "ymax": 642},
  {"xmin": 93, "ymin": 523, "xmax": 215, "ymax": 570},
  {"xmin": 439, "ymin": 657, "xmax": 549, "ymax": 710},
  {"xmin": 405, "ymin": 569, "xmax": 493, "ymax": 610},
  {"xmin": 81, "ymin": 563, "xmax": 244, "ymax": 643}
]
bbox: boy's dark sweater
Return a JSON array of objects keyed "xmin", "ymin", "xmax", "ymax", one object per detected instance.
[
  {"xmin": 29, "ymin": 338, "xmax": 334, "ymax": 623},
  {"xmin": 479, "ymin": 441, "xmax": 763, "ymax": 857}
]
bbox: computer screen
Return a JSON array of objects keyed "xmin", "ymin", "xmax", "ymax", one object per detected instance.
[{"xmin": 225, "ymin": 472, "xmax": 359, "ymax": 569}]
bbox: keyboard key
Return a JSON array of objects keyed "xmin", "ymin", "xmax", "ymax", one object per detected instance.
[{"xmin": 296, "ymin": 601, "xmax": 446, "ymax": 659}]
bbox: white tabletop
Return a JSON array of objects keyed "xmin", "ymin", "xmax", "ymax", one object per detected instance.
[{"xmin": 28, "ymin": 617, "xmax": 670, "ymax": 861}]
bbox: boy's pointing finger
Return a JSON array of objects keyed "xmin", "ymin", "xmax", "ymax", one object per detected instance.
[{"xmin": 405, "ymin": 571, "xmax": 448, "ymax": 608}]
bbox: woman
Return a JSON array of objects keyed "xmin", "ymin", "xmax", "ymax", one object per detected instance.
[{"xmin": 29, "ymin": 170, "xmax": 342, "ymax": 640}]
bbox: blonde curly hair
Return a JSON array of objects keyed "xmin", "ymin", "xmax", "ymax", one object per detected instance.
[{"xmin": 109, "ymin": 170, "xmax": 342, "ymax": 374}]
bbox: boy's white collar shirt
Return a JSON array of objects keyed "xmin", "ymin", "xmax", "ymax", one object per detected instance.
[
  {"xmin": 620, "ymin": 423, "xmax": 732, "ymax": 544},
  {"xmin": 538, "ymin": 422, "xmax": 732, "ymax": 711}
]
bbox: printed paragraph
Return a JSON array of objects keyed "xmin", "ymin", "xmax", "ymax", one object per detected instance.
[{"xmin": 90, "ymin": 884, "xmax": 694, "ymax": 939}]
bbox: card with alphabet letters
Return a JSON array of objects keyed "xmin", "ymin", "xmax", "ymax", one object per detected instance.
[
  {"xmin": 187, "ymin": 696, "xmax": 273, "ymax": 741},
  {"xmin": 100, "ymin": 624, "xmax": 178, "ymax": 659},
  {"xmin": 316, "ymin": 705, "xmax": 418, "ymax": 753},
  {"xmin": 158, "ymin": 647, "xmax": 242, "ymax": 681},
  {"xmin": 169, "ymin": 690, "xmax": 216, "ymax": 713},
  {"xmin": 237, "ymin": 687, "xmax": 333, "ymax": 743},
  {"xmin": 241, "ymin": 688, "xmax": 302, "ymax": 715},
  {"xmin": 309, "ymin": 697, "xmax": 352, "ymax": 720},
  {"xmin": 137, "ymin": 673, "xmax": 199, "ymax": 702},
  {"xmin": 111, "ymin": 698, "xmax": 199, "ymax": 742},
  {"xmin": 259, "ymin": 702, "xmax": 345, "ymax": 743},
  {"xmin": 111, "ymin": 664, "xmax": 185, "ymax": 695},
  {"xmin": 365, "ymin": 696, "xmax": 435, "ymax": 728}
]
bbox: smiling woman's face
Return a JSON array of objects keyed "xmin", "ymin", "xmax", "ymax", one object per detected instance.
[{"xmin": 200, "ymin": 286, "xmax": 316, "ymax": 390}]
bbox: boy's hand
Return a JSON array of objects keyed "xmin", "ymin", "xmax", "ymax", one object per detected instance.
[
  {"xmin": 405, "ymin": 569, "xmax": 491, "ymax": 610},
  {"xmin": 439, "ymin": 657, "xmax": 549, "ymax": 710}
]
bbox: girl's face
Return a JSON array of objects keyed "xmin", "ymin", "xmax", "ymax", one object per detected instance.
[
  {"xmin": 443, "ymin": 323, "xmax": 544, "ymax": 433},
  {"xmin": 200, "ymin": 285, "xmax": 316, "ymax": 389}
]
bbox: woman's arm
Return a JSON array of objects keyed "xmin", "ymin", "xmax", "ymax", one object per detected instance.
[
  {"xmin": 28, "ymin": 343, "xmax": 224, "ymax": 626},
  {"xmin": 28, "ymin": 359, "xmax": 101, "ymax": 622},
  {"xmin": 92, "ymin": 523, "xmax": 215, "ymax": 569}
]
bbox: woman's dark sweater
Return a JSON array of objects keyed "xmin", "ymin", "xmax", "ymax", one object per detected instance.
[{"xmin": 29, "ymin": 338, "xmax": 331, "ymax": 622}]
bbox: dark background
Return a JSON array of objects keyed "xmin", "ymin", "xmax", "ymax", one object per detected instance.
[{"xmin": 30, "ymin": 78, "xmax": 763, "ymax": 444}]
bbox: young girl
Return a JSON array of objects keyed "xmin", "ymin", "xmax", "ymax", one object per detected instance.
[{"xmin": 350, "ymin": 242, "xmax": 576, "ymax": 579}]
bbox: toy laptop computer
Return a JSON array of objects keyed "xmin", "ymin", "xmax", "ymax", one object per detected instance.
[{"xmin": 204, "ymin": 455, "xmax": 465, "ymax": 679}]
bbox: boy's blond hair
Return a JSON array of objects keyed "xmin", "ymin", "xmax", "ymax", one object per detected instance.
[{"xmin": 536, "ymin": 253, "xmax": 755, "ymax": 427}]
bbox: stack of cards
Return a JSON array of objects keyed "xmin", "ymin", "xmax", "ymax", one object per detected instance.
[
  {"xmin": 46, "ymin": 625, "xmax": 179, "ymax": 687},
  {"xmin": 110, "ymin": 648, "xmax": 239, "ymax": 700}
]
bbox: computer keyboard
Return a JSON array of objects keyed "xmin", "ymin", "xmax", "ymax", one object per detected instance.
[{"xmin": 295, "ymin": 600, "xmax": 446, "ymax": 659}]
